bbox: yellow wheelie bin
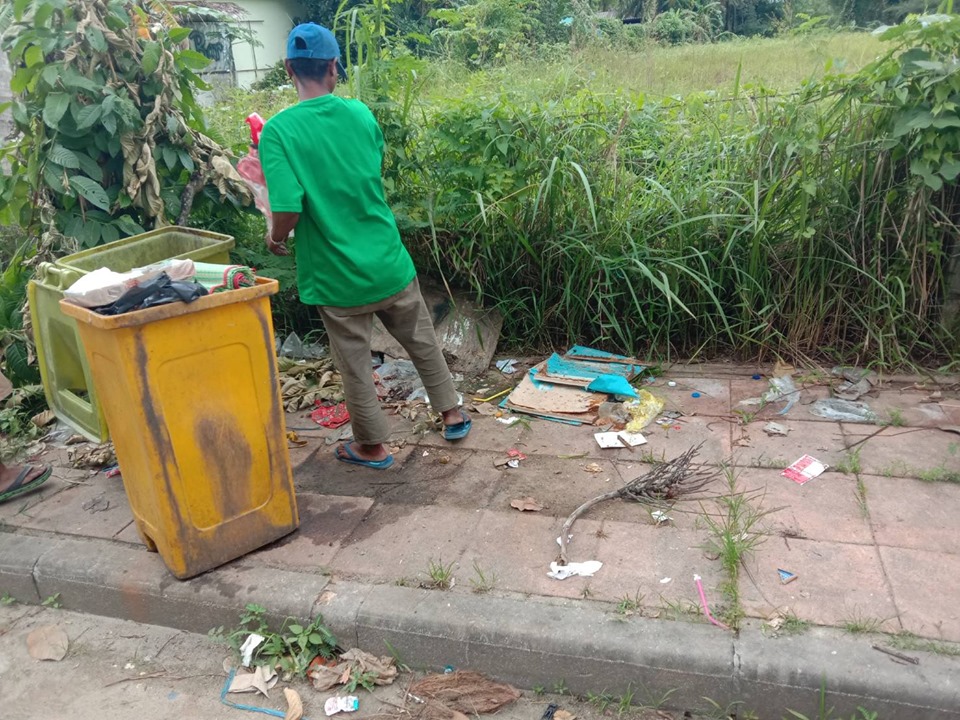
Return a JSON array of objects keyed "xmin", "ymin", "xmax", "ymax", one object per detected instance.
[{"xmin": 60, "ymin": 277, "xmax": 299, "ymax": 579}]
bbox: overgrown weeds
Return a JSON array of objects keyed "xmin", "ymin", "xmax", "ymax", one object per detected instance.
[
  {"xmin": 700, "ymin": 469, "xmax": 774, "ymax": 628},
  {"xmin": 210, "ymin": 603, "xmax": 338, "ymax": 677}
]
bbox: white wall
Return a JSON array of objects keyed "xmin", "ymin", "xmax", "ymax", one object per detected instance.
[{"xmin": 231, "ymin": 0, "xmax": 307, "ymax": 88}]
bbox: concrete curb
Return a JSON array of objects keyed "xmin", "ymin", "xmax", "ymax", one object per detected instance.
[{"xmin": 3, "ymin": 533, "xmax": 958, "ymax": 719}]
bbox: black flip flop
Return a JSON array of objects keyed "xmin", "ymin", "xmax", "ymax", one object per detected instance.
[{"xmin": 0, "ymin": 465, "xmax": 52, "ymax": 504}]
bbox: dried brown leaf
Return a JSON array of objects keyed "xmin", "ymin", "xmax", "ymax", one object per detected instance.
[
  {"xmin": 283, "ymin": 688, "xmax": 304, "ymax": 720},
  {"xmin": 584, "ymin": 462, "xmax": 604, "ymax": 473},
  {"xmin": 27, "ymin": 625, "xmax": 69, "ymax": 661},
  {"xmin": 510, "ymin": 497, "xmax": 543, "ymax": 512}
]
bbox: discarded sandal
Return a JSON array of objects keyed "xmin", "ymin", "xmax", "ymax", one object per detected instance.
[
  {"xmin": 334, "ymin": 442, "xmax": 394, "ymax": 469},
  {"xmin": 443, "ymin": 410, "xmax": 472, "ymax": 441},
  {"xmin": 0, "ymin": 465, "xmax": 52, "ymax": 504}
]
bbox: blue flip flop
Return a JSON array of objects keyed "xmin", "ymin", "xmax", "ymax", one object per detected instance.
[
  {"xmin": 443, "ymin": 410, "xmax": 472, "ymax": 441},
  {"xmin": 0, "ymin": 465, "xmax": 52, "ymax": 504},
  {"xmin": 335, "ymin": 442, "xmax": 394, "ymax": 469}
]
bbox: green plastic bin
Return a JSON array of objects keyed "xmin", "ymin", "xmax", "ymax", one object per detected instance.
[{"xmin": 28, "ymin": 227, "xmax": 235, "ymax": 442}]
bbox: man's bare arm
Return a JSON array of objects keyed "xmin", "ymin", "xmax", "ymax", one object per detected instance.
[{"xmin": 267, "ymin": 212, "xmax": 300, "ymax": 255}]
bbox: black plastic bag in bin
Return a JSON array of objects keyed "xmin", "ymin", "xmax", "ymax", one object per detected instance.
[{"xmin": 96, "ymin": 273, "xmax": 208, "ymax": 316}]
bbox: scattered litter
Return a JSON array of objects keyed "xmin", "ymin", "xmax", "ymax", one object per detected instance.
[
  {"xmin": 542, "ymin": 705, "xmax": 559, "ymax": 720},
  {"xmin": 311, "ymin": 402, "xmax": 351, "ymax": 429},
  {"xmin": 556, "ymin": 535, "xmax": 573, "ymax": 546},
  {"xmin": 26, "ymin": 625, "xmax": 69, "ymax": 661},
  {"xmin": 655, "ymin": 410, "xmax": 683, "ymax": 427},
  {"xmin": 809, "ymin": 398, "xmax": 878, "ymax": 423},
  {"xmin": 309, "ymin": 649, "xmax": 398, "ymax": 692},
  {"xmin": 496, "ymin": 359, "xmax": 519, "ymax": 374},
  {"xmin": 782, "ymin": 455, "xmax": 828, "ymax": 485},
  {"xmin": 508, "ymin": 449, "xmax": 527, "ymax": 460},
  {"xmin": 660, "ymin": 577, "xmax": 672, "ymax": 584},
  {"xmin": 325, "ymin": 696, "xmax": 360, "ymax": 716},
  {"xmin": 409, "ymin": 671, "xmax": 521, "ymax": 715},
  {"xmin": 694, "ymin": 574, "xmax": 731, "ymax": 630},
  {"xmin": 228, "ymin": 666, "xmax": 278, "ymax": 697},
  {"xmin": 624, "ymin": 390, "xmax": 665, "ymax": 432},
  {"xmin": 286, "ymin": 431, "xmax": 308, "ymax": 448},
  {"xmin": 558, "ymin": 443, "xmax": 719, "ymax": 564},
  {"xmin": 497, "ymin": 416, "xmax": 520, "ymax": 426},
  {"xmin": 31, "ymin": 410, "xmax": 56, "ymax": 428},
  {"xmin": 554, "ymin": 710, "xmax": 577, "ymax": 720},
  {"xmin": 584, "ymin": 462, "xmax": 604, "ymax": 473},
  {"xmin": 778, "ymin": 569, "xmax": 798, "ymax": 584},
  {"xmin": 375, "ymin": 359, "xmax": 425, "ymax": 402},
  {"xmin": 548, "ymin": 560, "xmax": 602, "ymax": 580},
  {"xmin": 752, "ymin": 374, "xmax": 762, "ymax": 380},
  {"xmin": 67, "ymin": 442, "xmax": 116, "ymax": 469},
  {"xmin": 280, "ymin": 332, "xmax": 327, "ymax": 360},
  {"xmin": 597, "ymin": 401, "xmax": 631, "ymax": 425},
  {"xmin": 650, "ymin": 510, "xmax": 672, "ymax": 525},
  {"xmin": 872, "ymin": 644, "xmax": 920, "ymax": 665},
  {"xmin": 473, "ymin": 388, "xmax": 511, "ymax": 403},
  {"xmin": 279, "ymin": 357, "xmax": 340, "ymax": 412},
  {"xmin": 763, "ymin": 422, "xmax": 790, "ymax": 437},
  {"xmin": 284, "ymin": 688, "xmax": 304, "ymax": 720},
  {"xmin": 506, "ymin": 459, "xmax": 520, "ymax": 469},
  {"xmin": 239, "ymin": 633, "xmax": 265, "ymax": 667},
  {"xmin": 667, "ymin": 381, "xmax": 677, "ymax": 387},
  {"xmin": 831, "ymin": 366, "xmax": 877, "ymax": 401},
  {"xmin": 691, "ymin": 392, "xmax": 701, "ymax": 398},
  {"xmin": 510, "ymin": 497, "xmax": 543, "ymax": 512},
  {"xmin": 472, "ymin": 403, "xmax": 498, "ymax": 416},
  {"xmin": 594, "ymin": 431, "xmax": 647, "ymax": 449},
  {"xmin": 444, "ymin": 665, "xmax": 456, "ymax": 674},
  {"xmin": 740, "ymin": 375, "xmax": 798, "ymax": 415}
]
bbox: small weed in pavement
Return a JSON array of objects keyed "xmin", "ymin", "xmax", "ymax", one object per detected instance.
[
  {"xmin": 423, "ymin": 558, "xmax": 455, "ymax": 589},
  {"xmin": 835, "ymin": 448, "xmax": 862, "ymax": 475},
  {"xmin": 842, "ymin": 610, "xmax": 885, "ymax": 635},
  {"xmin": 532, "ymin": 685, "xmax": 545, "ymax": 696},
  {"xmin": 917, "ymin": 465, "xmax": 960, "ymax": 484},
  {"xmin": 616, "ymin": 685, "xmax": 636, "ymax": 716},
  {"xmin": 880, "ymin": 459, "xmax": 913, "ymax": 477},
  {"xmin": 785, "ymin": 679, "xmax": 879, "ymax": 719},
  {"xmin": 701, "ymin": 697, "xmax": 757, "ymax": 719},
  {"xmin": 1, "ymin": 593, "xmax": 16, "ymax": 606},
  {"xmin": 659, "ymin": 596, "xmax": 702, "ymax": 621},
  {"xmin": 553, "ymin": 679, "xmax": 569, "ymax": 695},
  {"xmin": 42, "ymin": 593, "xmax": 62, "ymax": 609},
  {"xmin": 469, "ymin": 560, "xmax": 497, "ymax": 593},
  {"xmin": 615, "ymin": 589, "xmax": 644, "ymax": 617},
  {"xmin": 587, "ymin": 690, "xmax": 615, "ymax": 713},
  {"xmin": 883, "ymin": 408, "xmax": 906, "ymax": 427},
  {"xmin": 890, "ymin": 630, "xmax": 960, "ymax": 657},
  {"xmin": 855, "ymin": 477, "xmax": 868, "ymax": 517}
]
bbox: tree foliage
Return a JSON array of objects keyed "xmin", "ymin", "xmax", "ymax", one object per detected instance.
[{"xmin": 0, "ymin": 0, "xmax": 251, "ymax": 253}]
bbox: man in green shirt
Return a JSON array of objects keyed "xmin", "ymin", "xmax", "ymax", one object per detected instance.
[{"xmin": 260, "ymin": 23, "xmax": 470, "ymax": 469}]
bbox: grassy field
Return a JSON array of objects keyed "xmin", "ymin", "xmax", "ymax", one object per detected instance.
[{"xmin": 420, "ymin": 32, "xmax": 886, "ymax": 104}]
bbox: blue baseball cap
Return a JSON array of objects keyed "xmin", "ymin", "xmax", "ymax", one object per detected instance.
[{"xmin": 287, "ymin": 23, "xmax": 340, "ymax": 61}]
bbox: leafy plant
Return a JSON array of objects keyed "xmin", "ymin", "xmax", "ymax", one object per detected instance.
[
  {"xmin": 1, "ymin": 593, "xmax": 17, "ymax": 605},
  {"xmin": 344, "ymin": 668, "xmax": 379, "ymax": 692},
  {"xmin": 0, "ymin": 0, "xmax": 251, "ymax": 252},
  {"xmin": 210, "ymin": 603, "xmax": 338, "ymax": 677},
  {"xmin": 42, "ymin": 592, "xmax": 62, "ymax": 608}
]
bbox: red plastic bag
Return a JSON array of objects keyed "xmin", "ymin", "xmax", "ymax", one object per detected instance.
[{"xmin": 237, "ymin": 113, "xmax": 272, "ymax": 232}]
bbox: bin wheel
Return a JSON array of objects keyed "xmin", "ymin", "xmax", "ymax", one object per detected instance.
[{"xmin": 135, "ymin": 524, "xmax": 159, "ymax": 553}]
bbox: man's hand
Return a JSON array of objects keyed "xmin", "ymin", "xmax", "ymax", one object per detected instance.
[
  {"xmin": 266, "ymin": 235, "xmax": 289, "ymax": 256},
  {"xmin": 266, "ymin": 212, "xmax": 300, "ymax": 256}
]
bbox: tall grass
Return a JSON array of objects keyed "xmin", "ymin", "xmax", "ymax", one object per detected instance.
[{"xmin": 211, "ymin": 22, "xmax": 960, "ymax": 367}]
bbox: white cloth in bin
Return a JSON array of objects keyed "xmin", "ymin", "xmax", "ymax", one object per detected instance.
[{"xmin": 63, "ymin": 259, "xmax": 196, "ymax": 308}]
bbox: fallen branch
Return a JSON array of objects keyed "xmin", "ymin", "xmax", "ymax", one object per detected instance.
[
  {"xmin": 557, "ymin": 442, "xmax": 719, "ymax": 564},
  {"xmin": 872, "ymin": 644, "xmax": 920, "ymax": 665}
]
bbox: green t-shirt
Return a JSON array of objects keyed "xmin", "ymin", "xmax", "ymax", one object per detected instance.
[{"xmin": 259, "ymin": 95, "xmax": 416, "ymax": 307}]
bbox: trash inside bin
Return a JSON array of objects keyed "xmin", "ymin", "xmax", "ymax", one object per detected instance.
[
  {"xmin": 29, "ymin": 227, "xmax": 234, "ymax": 442},
  {"xmin": 60, "ymin": 277, "xmax": 298, "ymax": 579}
]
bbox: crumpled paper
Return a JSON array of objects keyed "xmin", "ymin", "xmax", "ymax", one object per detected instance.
[
  {"xmin": 228, "ymin": 666, "xmax": 278, "ymax": 697},
  {"xmin": 547, "ymin": 560, "xmax": 603, "ymax": 580},
  {"xmin": 324, "ymin": 696, "xmax": 359, "ymax": 716},
  {"xmin": 309, "ymin": 648, "xmax": 398, "ymax": 691},
  {"xmin": 239, "ymin": 633, "xmax": 264, "ymax": 667}
]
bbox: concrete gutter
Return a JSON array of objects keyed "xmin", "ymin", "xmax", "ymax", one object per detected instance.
[{"xmin": 2, "ymin": 532, "xmax": 958, "ymax": 719}]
